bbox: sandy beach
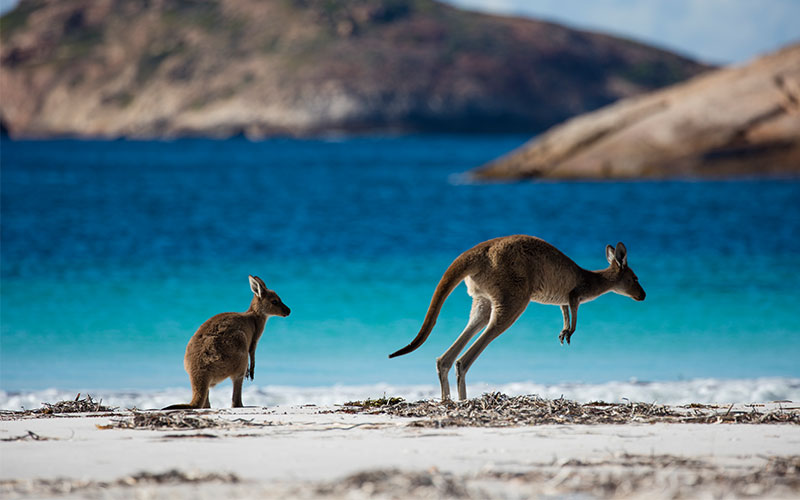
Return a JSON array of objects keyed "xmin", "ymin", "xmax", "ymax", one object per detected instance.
[{"xmin": 2, "ymin": 396, "xmax": 799, "ymax": 499}]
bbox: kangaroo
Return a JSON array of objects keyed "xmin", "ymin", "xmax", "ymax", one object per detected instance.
[
  {"xmin": 163, "ymin": 275, "xmax": 290, "ymax": 410},
  {"xmin": 389, "ymin": 235, "xmax": 645, "ymax": 401}
]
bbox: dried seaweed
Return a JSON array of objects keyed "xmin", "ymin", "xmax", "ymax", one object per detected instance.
[
  {"xmin": 308, "ymin": 454, "xmax": 800, "ymax": 499},
  {"xmin": 315, "ymin": 469, "xmax": 470, "ymax": 499},
  {"xmin": 99, "ymin": 411, "xmax": 269, "ymax": 431},
  {"xmin": 340, "ymin": 392, "xmax": 800, "ymax": 427},
  {"xmin": 1, "ymin": 394, "xmax": 117, "ymax": 419},
  {"xmin": 0, "ymin": 469, "xmax": 239, "ymax": 497},
  {"xmin": 343, "ymin": 396, "xmax": 406, "ymax": 409},
  {"xmin": 485, "ymin": 454, "xmax": 800, "ymax": 499},
  {"xmin": 37, "ymin": 394, "xmax": 116, "ymax": 414}
]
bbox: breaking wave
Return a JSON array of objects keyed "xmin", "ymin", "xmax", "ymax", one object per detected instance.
[{"xmin": 2, "ymin": 377, "xmax": 799, "ymax": 411}]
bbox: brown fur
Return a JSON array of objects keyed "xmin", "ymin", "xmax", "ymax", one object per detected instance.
[
  {"xmin": 163, "ymin": 275, "xmax": 290, "ymax": 410},
  {"xmin": 389, "ymin": 235, "xmax": 645, "ymax": 400}
]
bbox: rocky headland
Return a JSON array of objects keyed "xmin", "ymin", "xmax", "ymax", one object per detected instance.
[{"xmin": 473, "ymin": 44, "xmax": 800, "ymax": 179}]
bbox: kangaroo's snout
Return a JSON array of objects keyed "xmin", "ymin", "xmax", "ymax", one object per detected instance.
[
  {"xmin": 633, "ymin": 280, "xmax": 646, "ymax": 301},
  {"xmin": 281, "ymin": 305, "xmax": 291, "ymax": 317},
  {"xmin": 631, "ymin": 281, "xmax": 646, "ymax": 301}
]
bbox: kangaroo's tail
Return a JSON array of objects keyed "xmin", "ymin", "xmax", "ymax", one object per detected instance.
[{"xmin": 389, "ymin": 254, "xmax": 474, "ymax": 358}]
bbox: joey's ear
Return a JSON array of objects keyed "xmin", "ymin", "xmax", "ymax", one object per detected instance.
[
  {"xmin": 606, "ymin": 245, "xmax": 616, "ymax": 265},
  {"xmin": 614, "ymin": 242, "xmax": 628, "ymax": 267},
  {"xmin": 248, "ymin": 275, "xmax": 263, "ymax": 298}
]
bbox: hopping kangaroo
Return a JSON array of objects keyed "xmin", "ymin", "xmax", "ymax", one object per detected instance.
[
  {"xmin": 163, "ymin": 276, "xmax": 290, "ymax": 409},
  {"xmin": 389, "ymin": 235, "xmax": 645, "ymax": 401}
]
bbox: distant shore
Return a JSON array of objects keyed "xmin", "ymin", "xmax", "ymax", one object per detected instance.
[{"xmin": 1, "ymin": 396, "xmax": 799, "ymax": 499}]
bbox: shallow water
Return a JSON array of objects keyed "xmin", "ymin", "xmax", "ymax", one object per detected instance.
[{"xmin": 1, "ymin": 136, "xmax": 799, "ymax": 406}]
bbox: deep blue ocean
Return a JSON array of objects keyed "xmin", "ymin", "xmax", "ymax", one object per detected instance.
[{"xmin": 1, "ymin": 136, "xmax": 799, "ymax": 408}]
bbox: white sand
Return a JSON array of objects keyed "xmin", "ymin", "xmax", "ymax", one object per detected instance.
[{"xmin": 2, "ymin": 404, "xmax": 799, "ymax": 499}]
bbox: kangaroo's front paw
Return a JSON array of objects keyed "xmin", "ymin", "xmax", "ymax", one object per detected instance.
[
  {"xmin": 247, "ymin": 366, "xmax": 255, "ymax": 380},
  {"xmin": 559, "ymin": 329, "xmax": 570, "ymax": 345}
]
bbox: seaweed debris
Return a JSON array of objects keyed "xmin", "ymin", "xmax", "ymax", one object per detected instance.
[
  {"xmin": 99, "ymin": 411, "xmax": 269, "ymax": 431},
  {"xmin": 340, "ymin": 393, "xmax": 800, "ymax": 427},
  {"xmin": 1, "ymin": 470, "xmax": 239, "ymax": 497},
  {"xmin": 1, "ymin": 394, "xmax": 117, "ymax": 419},
  {"xmin": 308, "ymin": 455, "xmax": 800, "ymax": 499},
  {"xmin": 343, "ymin": 396, "xmax": 406, "ymax": 409}
]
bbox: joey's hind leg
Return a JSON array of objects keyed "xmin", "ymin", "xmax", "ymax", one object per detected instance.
[
  {"xmin": 189, "ymin": 373, "xmax": 211, "ymax": 409},
  {"xmin": 455, "ymin": 297, "xmax": 528, "ymax": 400},
  {"xmin": 230, "ymin": 351, "xmax": 249, "ymax": 408},
  {"xmin": 436, "ymin": 297, "xmax": 491, "ymax": 400},
  {"xmin": 232, "ymin": 376, "xmax": 245, "ymax": 408}
]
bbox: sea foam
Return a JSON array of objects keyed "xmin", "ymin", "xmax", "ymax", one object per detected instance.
[{"xmin": 2, "ymin": 377, "xmax": 798, "ymax": 411}]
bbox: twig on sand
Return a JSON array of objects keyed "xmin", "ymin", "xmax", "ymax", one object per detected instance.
[{"xmin": 0, "ymin": 430, "xmax": 55, "ymax": 442}]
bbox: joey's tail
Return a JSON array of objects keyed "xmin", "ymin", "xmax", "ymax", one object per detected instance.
[
  {"xmin": 389, "ymin": 254, "xmax": 474, "ymax": 358},
  {"xmin": 161, "ymin": 389, "xmax": 206, "ymax": 410},
  {"xmin": 161, "ymin": 403, "xmax": 197, "ymax": 410}
]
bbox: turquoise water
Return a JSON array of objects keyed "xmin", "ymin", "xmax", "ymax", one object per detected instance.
[{"xmin": 1, "ymin": 136, "xmax": 799, "ymax": 403}]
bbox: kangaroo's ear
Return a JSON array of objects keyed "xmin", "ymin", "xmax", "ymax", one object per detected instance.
[
  {"xmin": 614, "ymin": 242, "xmax": 628, "ymax": 267},
  {"xmin": 606, "ymin": 245, "xmax": 616, "ymax": 265},
  {"xmin": 248, "ymin": 275, "xmax": 264, "ymax": 298}
]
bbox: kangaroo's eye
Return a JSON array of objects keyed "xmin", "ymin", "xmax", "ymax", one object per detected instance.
[{"xmin": 271, "ymin": 299, "xmax": 279, "ymax": 305}]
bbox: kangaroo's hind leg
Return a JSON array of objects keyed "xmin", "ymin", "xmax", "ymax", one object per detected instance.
[
  {"xmin": 558, "ymin": 299, "xmax": 579, "ymax": 345},
  {"xmin": 559, "ymin": 305, "xmax": 570, "ymax": 345},
  {"xmin": 455, "ymin": 296, "xmax": 529, "ymax": 400},
  {"xmin": 436, "ymin": 296, "xmax": 491, "ymax": 401}
]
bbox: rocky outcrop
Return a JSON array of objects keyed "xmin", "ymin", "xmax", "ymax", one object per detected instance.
[
  {"xmin": 0, "ymin": 0, "xmax": 708, "ymax": 139},
  {"xmin": 472, "ymin": 44, "xmax": 800, "ymax": 179}
]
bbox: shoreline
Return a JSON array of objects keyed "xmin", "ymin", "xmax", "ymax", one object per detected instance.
[
  {"xmin": 3, "ymin": 376, "xmax": 800, "ymax": 411},
  {"xmin": 2, "ymin": 397, "xmax": 799, "ymax": 499}
]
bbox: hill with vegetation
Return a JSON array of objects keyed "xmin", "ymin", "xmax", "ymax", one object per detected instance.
[{"xmin": 1, "ymin": 0, "xmax": 708, "ymax": 138}]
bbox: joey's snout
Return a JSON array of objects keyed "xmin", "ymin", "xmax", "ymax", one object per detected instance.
[{"xmin": 267, "ymin": 300, "xmax": 290, "ymax": 317}]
